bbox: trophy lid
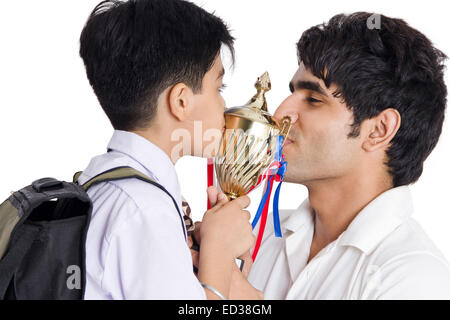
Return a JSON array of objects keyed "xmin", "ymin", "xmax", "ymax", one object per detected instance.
[{"xmin": 225, "ymin": 72, "xmax": 278, "ymax": 127}]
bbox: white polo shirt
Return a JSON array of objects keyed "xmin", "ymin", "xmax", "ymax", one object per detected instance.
[
  {"xmin": 248, "ymin": 186, "xmax": 450, "ymax": 299},
  {"xmin": 78, "ymin": 130, "xmax": 205, "ymax": 300}
]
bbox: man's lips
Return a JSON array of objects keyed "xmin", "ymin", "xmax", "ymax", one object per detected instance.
[{"xmin": 284, "ymin": 137, "xmax": 294, "ymax": 145}]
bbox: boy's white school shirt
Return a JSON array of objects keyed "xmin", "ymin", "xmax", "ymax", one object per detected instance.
[
  {"xmin": 78, "ymin": 130, "xmax": 205, "ymax": 299},
  {"xmin": 248, "ymin": 186, "xmax": 450, "ymax": 299}
]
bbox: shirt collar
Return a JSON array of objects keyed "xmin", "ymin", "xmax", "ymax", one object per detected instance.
[
  {"xmin": 336, "ymin": 186, "xmax": 413, "ymax": 254},
  {"xmin": 283, "ymin": 199, "xmax": 314, "ymax": 234},
  {"xmin": 284, "ymin": 186, "xmax": 413, "ymax": 254},
  {"xmin": 106, "ymin": 130, "xmax": 181, "ymax": 203}
]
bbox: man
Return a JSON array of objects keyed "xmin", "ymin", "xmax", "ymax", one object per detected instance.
[
  {"xmin": 77, "ymin": 0, "xmax": 256, "ymax": 299},
  {"xmin": 248, "ymin": 12, "xmax": 450, "ymax": 299}
]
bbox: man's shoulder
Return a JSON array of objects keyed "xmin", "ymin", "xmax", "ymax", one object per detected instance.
[
  {"xmin": 371, "ymin": 217, "xmax": 449, "ymax": 265},
  {"xmin": 363, "ymin": 217, "xmax": 450, "ymax": 298}
]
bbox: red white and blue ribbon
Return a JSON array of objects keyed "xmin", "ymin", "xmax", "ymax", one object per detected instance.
[{"xmin": 249, "ymin": 135, "xmax": 287, "ymax": 260}]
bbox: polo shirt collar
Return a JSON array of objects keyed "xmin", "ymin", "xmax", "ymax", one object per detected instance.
[
  {"xmin": 336, "ymin": 186, "xmax": 413, "ymax": 254},
  {"xmin": 106, "ymin": 130, "xmax": 181, "ymax": 202},
  {"xmin": 283, "ymin": 199, "xmax": 314, "ymax": 234},
  {"xmin": 283, "ymin": 186, "xmax": 413, "ymax": 254}
]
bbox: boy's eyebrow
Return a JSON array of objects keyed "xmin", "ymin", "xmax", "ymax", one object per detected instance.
[
  {"xmin": 217, "ymin": 67, "xmax": 225, "ymax": 80},
  {"xmin": 289, "ymin": 80, "xmax": 328, "ymax": 97}
]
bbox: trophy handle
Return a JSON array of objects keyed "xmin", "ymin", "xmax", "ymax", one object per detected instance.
[{"xmin": 279, "ymin": 116, "xmax": 292, "ymax": 146}]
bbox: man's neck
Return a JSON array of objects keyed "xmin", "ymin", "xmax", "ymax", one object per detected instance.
[{"xmin": 306, "ymin": 169, "xmax": 392, "ymax": 262}]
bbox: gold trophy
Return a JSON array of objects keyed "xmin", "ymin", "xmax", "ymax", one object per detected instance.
[{"xmin": 214, "ymin": 72, "xmax": 291, "ymax": 200}]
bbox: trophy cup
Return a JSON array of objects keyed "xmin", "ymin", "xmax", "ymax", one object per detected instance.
[{"xmin": 214, "ymin": 72, "xmax": 291, "ymax": 200}]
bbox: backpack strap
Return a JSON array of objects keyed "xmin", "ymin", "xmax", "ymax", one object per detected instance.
[
  {"xmin": 74, "ymin": 166, "xmax": 187, "ymax": 241},
  {"xmin": 73, "ymin": 171, "xmax": 82, "ymax": 184}
]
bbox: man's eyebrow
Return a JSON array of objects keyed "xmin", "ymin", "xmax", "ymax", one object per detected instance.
[
  {"xmin": 217, "ymin": 67, "xmax": 225, "ymax": 80},
  {"xmin": 289, "ymin": 80, "xmax": 328, "ymax": 97}
]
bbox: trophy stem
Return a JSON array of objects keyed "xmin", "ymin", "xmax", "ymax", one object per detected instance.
[{"xmin": 225, "ymin": 192, "xmax": 239, "ymax": 201}]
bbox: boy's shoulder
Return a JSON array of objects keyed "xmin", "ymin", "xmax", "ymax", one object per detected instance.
[{"xmin": 78, "ymin": 152, "xmax": 183, "ymax": 238}]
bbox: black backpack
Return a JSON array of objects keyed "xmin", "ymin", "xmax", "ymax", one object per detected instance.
[{"xmin": 0, "ymin": 166, "xmax": 184, "ymax": 300}]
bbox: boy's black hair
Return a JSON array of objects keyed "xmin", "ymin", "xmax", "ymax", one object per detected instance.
[
  {"xmin": 297, "ymin": 12, "xmax": 447, "ymax": 187},
  {"xmin": 80, "ymin": 0, "xmax": 234, "ymax": 131}
]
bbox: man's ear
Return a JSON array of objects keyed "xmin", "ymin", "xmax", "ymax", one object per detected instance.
[
  {"xmin": 362, "ymin": 108, "xmax": 401, "ymax": 152},
  {"xmin": 167, "ymin": 83, "xmax": 193, "ymax": 121}
]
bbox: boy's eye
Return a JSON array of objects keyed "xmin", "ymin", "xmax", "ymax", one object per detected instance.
[{"xmin": 219, "ymin": 83, "xmax": 227, "ymax": 93}]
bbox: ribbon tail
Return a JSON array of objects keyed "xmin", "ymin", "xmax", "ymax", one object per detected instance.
[
  {"xmin": 273, "ymin": 181, "xmax": 283, "ymax": 238},
  {"xmin": 251, "ymin": 179, "xmax": 270, "ymax": 229},
  {"xmin": 207, "ymin": 158, "xmax": 214, "ymax": 210},
  {"xmin": 252, "ymin": 176, "xmax": 275, "ymax": 261}
]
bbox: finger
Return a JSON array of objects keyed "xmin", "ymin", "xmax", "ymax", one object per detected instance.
[
  {"xmin": 207, "ymin": 186, "xmax": 220, "ymax": 207},
  {"xmin": 216, "ymin": 192, "xmax": 229, "ymax": 206},
  {"xmin": 242, "ymin": 210, "xmax": 251, "ymax": 220},
  {"xmin": 234, "ymin": 195, "xmax": 250, "ymax": 209},
  {"xmin": 207, "ymin": 192, "xmax": 229, "ymax": 213}
]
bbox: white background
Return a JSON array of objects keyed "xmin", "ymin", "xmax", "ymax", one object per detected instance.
[{"xmin": 1, "ymin": 0, "xmax": 449, "ymax": 260}]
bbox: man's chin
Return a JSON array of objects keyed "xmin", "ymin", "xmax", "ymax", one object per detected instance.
[{"xmin": 282, "ymin": 175, "xmax": 311, "ymax": 187}]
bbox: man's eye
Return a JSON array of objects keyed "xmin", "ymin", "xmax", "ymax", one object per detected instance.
[
  {"xmin": 307, "ymin": 97, "xmax": 322, "ymax": 104},
  {"xmin": 219, "ymin": 84, "xmax": 227, "ymax": 93}
]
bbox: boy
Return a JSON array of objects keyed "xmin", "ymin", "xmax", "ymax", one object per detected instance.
[{"xmin": 78, "ymin": 0, "xmax": 256, "ymax": 299}]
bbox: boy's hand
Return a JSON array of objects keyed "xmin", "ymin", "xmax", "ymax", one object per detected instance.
[
  {"xmin": 207, "ymin": 185, "xmax": 224, "ymax": 208},
  {"xmin": 189, "ymin": 186, "xmax": 226, "ymax": 274},
  {"xmin": 229, "ymin": 260, "xmax": 264, "ymax": 300},
  {"xmin": 201, "ymin": 193, "xmax": 255, "ymax": 260},
  {"xmin": 238, "ymin": 251, "xmax": 253, "ymax": 278},
  {"xmin": 191, "ymin": 186, "xmax": 228, "ymax": 247}
]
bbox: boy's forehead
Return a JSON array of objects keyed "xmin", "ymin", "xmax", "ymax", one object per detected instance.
[
  {"xmin": 214, "ymin": 55, "xmax": 224, "ymax": 73},
  {"xmin": 205, "ymin": 54, "xmax": 224, "ymax": 78}
]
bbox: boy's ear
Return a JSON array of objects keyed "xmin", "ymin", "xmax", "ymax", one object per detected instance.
[
  {"xmin": 167, "ymin": 83, "xmax": 193, "ymax": 121},
  {"xmin": 362, "ymin": 108, "xmax": 401, "ymax": 152}
]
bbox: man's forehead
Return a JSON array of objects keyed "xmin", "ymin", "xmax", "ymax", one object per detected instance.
[
  {"xmin": 291, "ymin": 63, "xmax": 319, "ymax": 83},
  {"xmin": 290, "ymin": 63, "xmax": 336, "ymax": 95}
]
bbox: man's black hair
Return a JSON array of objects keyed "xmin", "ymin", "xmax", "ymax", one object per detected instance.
[
  {"xmin": 297, "ymin": 12, "xmax": 447, "ymax": 187},
  {"xmin": 80, "ymin": 0, "xmax": 234, "ymax": 131}
]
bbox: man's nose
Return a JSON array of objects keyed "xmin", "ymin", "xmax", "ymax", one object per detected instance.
[{"xmin": 274, "ymin": 99, "xmax": 299, "ymax": 125}]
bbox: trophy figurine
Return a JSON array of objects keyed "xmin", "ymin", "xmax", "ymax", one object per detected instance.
[{"xmin": 214, "ymin": 72, "xmax": 291, "ymax": 200}]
